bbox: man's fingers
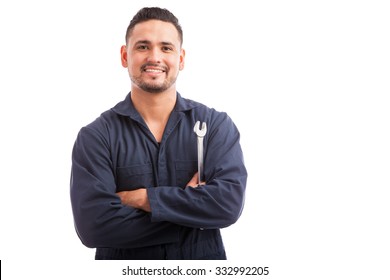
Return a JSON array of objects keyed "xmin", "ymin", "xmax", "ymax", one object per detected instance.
[{"xmin": 187, "ymin": 172, "xmax": 205, "ymax": 188}]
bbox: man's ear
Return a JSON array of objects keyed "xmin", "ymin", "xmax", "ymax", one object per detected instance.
[
  {"xmin": 179, "ymin": 48, "xmax": 185, "ymax": 71},
  {"xmin": 120, "ymin": 45, "xmax": 128, "ymax": 67}
]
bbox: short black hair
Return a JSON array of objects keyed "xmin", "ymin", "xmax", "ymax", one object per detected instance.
[{"xmin": 125, "ymin": 7, "xmax": 183, "ymax": 46}]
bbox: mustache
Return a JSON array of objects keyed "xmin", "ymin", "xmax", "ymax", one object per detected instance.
[{"xmin": 141, "ymin": 63, "xmax": 168, "ymax": 72}]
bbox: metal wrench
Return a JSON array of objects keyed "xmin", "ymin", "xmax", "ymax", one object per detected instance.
[{"xmin": 193, "ymin": 121, "xmax": 207, "ymax": 184}]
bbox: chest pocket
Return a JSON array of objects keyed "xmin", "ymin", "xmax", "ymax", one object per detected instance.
[
  {"xmin": 116, "ymin": 163, "xmax": 154, "ymax": 192},
  {"xmin": 175, "ymin": 160, "xmax": 198, "ymax": 188}
]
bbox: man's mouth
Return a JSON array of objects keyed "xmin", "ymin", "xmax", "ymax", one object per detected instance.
[
  {"xmin": 142, "ymin": 64, "xmax": 167, "ymax": 73},
  {"xmin": 144, "ymin": 68, "xmax": 164, "ymax": 73}
]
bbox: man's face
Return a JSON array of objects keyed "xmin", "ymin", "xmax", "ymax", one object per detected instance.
[{"xmin": 121, "ymin": 20, "xmax": 185, "ymax": 94}]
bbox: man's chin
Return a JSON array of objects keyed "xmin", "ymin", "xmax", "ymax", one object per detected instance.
[
  {"xmin": 131, "ymin": 76, "xmax": 176, "ymax": 94},
  {"xmin": 138, "ymin": 81, "xmax": 172, "ymax": 94},
  {"xmin": 140, "ymin": 85, "xmax": 167, "ymax": 94}
]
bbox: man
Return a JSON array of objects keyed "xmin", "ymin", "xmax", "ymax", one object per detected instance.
[{"xmin": 70, "ymin": 7, "xmax": 247, "ymax": 260}]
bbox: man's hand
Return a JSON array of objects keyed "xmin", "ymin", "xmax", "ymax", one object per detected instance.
[
  {"xmin": 117, "ymin": 173, "xmax": 205, "ymax": 211},
  {"xmin": 186, "ymin": 172, "xmax": 206, "ymax": 188},
  {"xmin": 117, "ymin": 188, "xmax": 151, "ymax": 212}
]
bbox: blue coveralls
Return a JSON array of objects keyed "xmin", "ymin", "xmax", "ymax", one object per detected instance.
[{"xmin": 70, "ymin": 93, "xmax": 247, "ymax": 259}]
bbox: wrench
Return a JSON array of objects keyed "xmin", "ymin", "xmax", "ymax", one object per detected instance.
[{"xmin": 193, "ymin": 121, "xmax": 207, "ymax": 184}]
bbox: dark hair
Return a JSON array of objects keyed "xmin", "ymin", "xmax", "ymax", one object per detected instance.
[{"xmin": 125, "ymin": 7, "xmax": 183, "ymax": 46}]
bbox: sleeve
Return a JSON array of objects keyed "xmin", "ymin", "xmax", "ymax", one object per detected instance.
[
  {"xmin": 70, "ymin": 126, "xmax": 179, "ymax": 248},
  {"xmin": 147, "ymin": 112, "xmax": 247, "ymax": 229}
]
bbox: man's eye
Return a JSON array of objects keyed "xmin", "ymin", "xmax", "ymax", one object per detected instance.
[
  {"xmin": 137, "ymin": 45, "xmax": 148, "ymax": 50},
  {"xmin": 162, "ymin": 46, "xmax": 173, "ymax": 52}
]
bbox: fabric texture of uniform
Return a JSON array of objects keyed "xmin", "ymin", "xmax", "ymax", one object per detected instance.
[{"xmin": 70, "ymin": 92, "xmax": 247, "ymax": 260}]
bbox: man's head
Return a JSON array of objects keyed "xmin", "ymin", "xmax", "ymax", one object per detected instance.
[
  {"xmin": 121, "ymin": 7, "xmax": 185, "ymax": 94},
  {"xmin": 125, "ymin": 7, "xmax": 183, "ymax": 47}
]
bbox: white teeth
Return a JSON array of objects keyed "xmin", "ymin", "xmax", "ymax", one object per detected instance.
[{"xmin": 145, "ymin": 69, "xmax": 163, "ymax": 73}]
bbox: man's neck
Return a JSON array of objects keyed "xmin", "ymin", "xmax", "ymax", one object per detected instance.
[
  {"xmin": 130, "ymin": 88, "xmax": 177, "ymax": 142},
  {"xmin": 131, "ymin": 89, "xmax": 177, "ymax": 122}
]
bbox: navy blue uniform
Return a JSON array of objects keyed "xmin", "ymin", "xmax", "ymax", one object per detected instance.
[{"xmin": 70, "ymin": 93, "xmax": 247, "ymax": 259}]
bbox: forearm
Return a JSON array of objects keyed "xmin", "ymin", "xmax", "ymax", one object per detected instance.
[
  {"xmin": 117, "ymin": 188, "xmax": 151, "ymax": 212},
  {"xmin": 147, "ymin": 175, "xmax": 246, "ymax": 229},
  {"xmin": 71, "ymin": 172, "xmax": 180, "ymax": 248}
]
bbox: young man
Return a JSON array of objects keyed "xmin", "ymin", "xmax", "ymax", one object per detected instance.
[{"xmin": 70, "ymin": 7, "xmax": 247, "ymax": 260}]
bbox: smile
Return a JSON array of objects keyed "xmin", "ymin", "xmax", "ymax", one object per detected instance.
[
  {"xmin": 142, "ymin": 64, "xmax": 167, "ymax": 74},
  {"xmin": 144, "ymin": 69, "xmax": 164, "ymax": 73}
]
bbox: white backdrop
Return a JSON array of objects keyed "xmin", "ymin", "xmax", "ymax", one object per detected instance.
[{"xmin": 1, "ymin": 0, "xmax": 389, "ymax": 279}]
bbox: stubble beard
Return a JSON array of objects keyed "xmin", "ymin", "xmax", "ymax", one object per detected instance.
[{"xmin": 131, "ymin": 72, "xmax": 178, "ymax": 94}]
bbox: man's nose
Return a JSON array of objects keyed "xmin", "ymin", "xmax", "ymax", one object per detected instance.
[{"xmin": 147, "ymin": 47, "xmax": 162, "ymax": 63}]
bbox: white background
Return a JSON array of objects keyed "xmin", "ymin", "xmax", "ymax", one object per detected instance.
[{"xmin": 1, "ymin": 0, "xmax": 389, "ymax": 279}]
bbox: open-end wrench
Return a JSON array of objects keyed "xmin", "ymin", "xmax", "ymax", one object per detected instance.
[{"xmin": 193, "ymin": 121, "xmax": 207, "ymax": 184}]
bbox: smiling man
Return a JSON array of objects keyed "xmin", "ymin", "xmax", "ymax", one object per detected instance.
[
  {"xmin": 123, "ymin": 19, "xmax": 184, "ymax": 95},
  {"xmin": 70, "ymin": 7, "xmax": 247, "ymax": 260}
]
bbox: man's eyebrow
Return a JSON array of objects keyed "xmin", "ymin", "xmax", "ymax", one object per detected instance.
[
  {"xmin": 161, "ymin": 41, "xmax": 174, "ymax": 46},
  {"xmin": 134, "ymin": 40, "xmax": 151, "ymax": 45},
  {"xmin": 134, "ymin": 40, "xmax": 175, "ymax": 46}
]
